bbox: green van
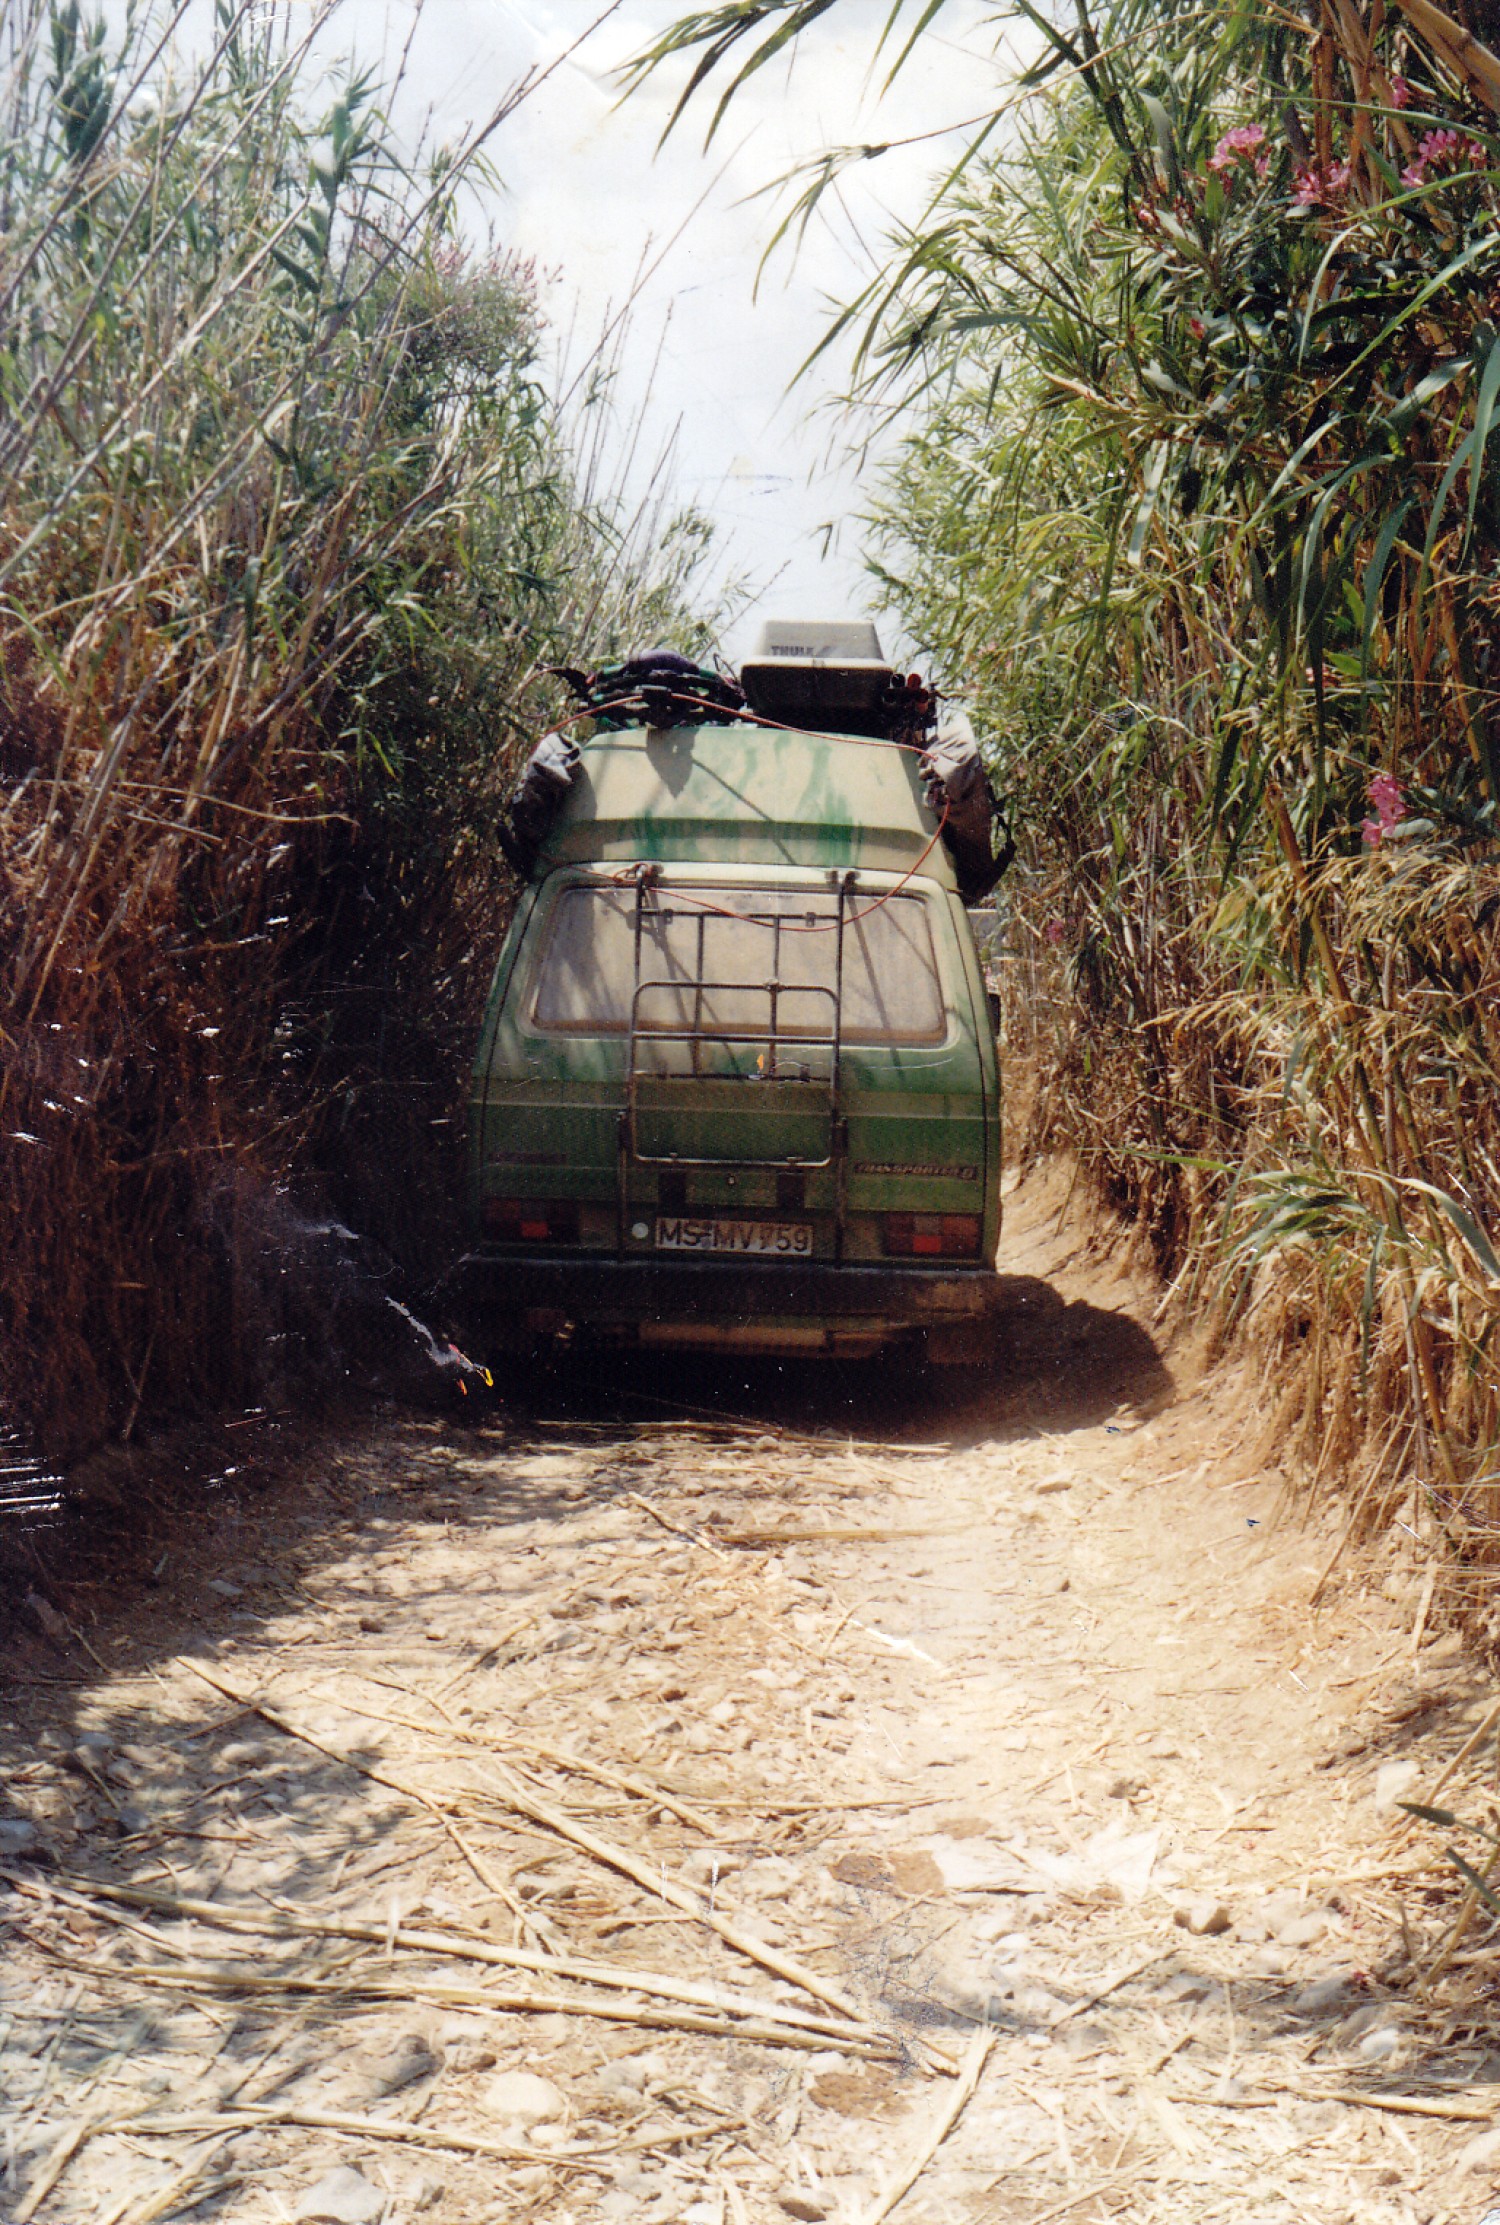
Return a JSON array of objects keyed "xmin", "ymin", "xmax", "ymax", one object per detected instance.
[{"xmin": 453, "ymin": 625, "xmax": 1006, "ymax": 1363}]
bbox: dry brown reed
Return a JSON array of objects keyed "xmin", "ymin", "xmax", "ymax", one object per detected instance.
[{"xmin": 0, "ymin": 0, "xmax": 726, "ymax": 1459}]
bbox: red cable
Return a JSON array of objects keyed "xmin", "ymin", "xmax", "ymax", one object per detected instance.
[
  {"xmin": 521, "ymin": 687, "xmax": 937, "ymax": 760},
  {"xmin": 602, "ymin": 804, "xmax": 950, "ymax": 933}
]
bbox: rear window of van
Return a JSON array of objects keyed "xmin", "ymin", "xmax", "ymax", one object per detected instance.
[{"xmin": 530, "ymin": 883, "xmax": 946, "ymax": 1045}]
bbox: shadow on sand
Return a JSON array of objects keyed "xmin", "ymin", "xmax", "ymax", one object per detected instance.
[{"xmin": 494, "ymin": 1269, "xmax": 1176, "ymax": 1447}]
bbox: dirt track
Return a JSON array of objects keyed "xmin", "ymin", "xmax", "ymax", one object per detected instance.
[{"xmin": 2, "ymin": 1173, "xmax": 1498, "ymax": 2225}]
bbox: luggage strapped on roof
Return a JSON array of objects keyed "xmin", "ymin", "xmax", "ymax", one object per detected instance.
[
  {"xmin": 548, "ymin": 651, "xmax": 745, "ymax": 731},
  {"xmin": 499, "ymin": 641, "xmax": 1014, "ymax": 896}
]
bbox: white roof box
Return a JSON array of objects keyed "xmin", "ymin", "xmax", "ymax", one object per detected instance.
[
  {"xmin": 752, "ymin": 619, "xmax": 885, "ymax": 664},
  {"xmin": 741, "ymin": 618, "xmax": 894, "ymax": 737}
]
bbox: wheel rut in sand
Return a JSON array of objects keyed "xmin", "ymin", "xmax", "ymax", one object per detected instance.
[{"xmin": 1, "ymin": 1171, "xmax": 1495, "ymax": 2224}]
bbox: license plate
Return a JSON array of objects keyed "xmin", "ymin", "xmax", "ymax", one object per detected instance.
[{"xmin": 655, "ymin": 1216, "xmax": 812, "ymax": 1256}]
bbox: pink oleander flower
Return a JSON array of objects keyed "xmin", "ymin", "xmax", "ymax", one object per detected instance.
[
  {"xmin": 1390, "ymin": 76, "xmax": 1412, "ymax": 110},
  {"xmin": 1361, "ymin": 771, "xmax": 1406, "ymax": 846},
  {"xmin": 1402, "ymin": 128, "xmax": 1486, "ymax": 187},
  {"xmin": 1293, "ymin": 158, "xmax": 1353, "ymax": 208},
  {"xmin": 1209, "ymin": 123, "xmax": 1268, "ymax": 179},
  {"xmin": 1045, "ymin": 919, "xmax": 1066, "ymax": 946}
]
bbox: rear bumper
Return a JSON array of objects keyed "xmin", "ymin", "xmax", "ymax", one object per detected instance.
[{"xmin": 444, "ymin": 1250, "xmax": 1000, "ymax": 1326}]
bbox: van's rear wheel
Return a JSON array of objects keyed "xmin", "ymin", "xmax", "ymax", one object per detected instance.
[{"xmin": 467, "ymin": 1311, "xmax": 575, "ymax": 1400}]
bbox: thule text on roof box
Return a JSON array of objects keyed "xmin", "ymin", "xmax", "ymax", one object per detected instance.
[{"xmin": 740, "ymin": 619, "xmax": 894, "ymax": 739}]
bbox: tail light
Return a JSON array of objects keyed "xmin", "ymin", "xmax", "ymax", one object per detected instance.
[
  {"xmin": 483, "ymin": 1198, "xmax": 580, "ymax": 1243},
  {"xmin": 884, "ymin": 1212, "xmax": 981, "ymax": 1259}
]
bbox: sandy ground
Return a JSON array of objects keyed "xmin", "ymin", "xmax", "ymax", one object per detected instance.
[{"xmin": 3, "ymin": 1171, "xmax": 1500, "ymax": 2225}]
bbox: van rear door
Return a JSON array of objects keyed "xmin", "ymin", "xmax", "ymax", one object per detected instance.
[
  {"xmin": 842, "ymin": 887, "xmax": 997, "ymax": 1268},
  {"xmin": 477, "ymin": 869, "xmax": 994, "ymax": 1269}
]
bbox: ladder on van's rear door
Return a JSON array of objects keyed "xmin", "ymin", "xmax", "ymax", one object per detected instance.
[{"xmin": 619, "ymin": 872, "xmax": 852, "ymax": 1245}]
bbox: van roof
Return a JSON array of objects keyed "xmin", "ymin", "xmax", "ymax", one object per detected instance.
[{"xmin": 536, "ymin": 722, "xmax": 956, "ymax": 887}]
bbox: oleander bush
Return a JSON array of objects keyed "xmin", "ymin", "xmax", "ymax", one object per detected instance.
[{"xmin": 642, "ymin": 0, "xmax": 1500, "ymax": 1606}]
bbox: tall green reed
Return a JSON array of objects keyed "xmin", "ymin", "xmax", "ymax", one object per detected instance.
[{"xmin": 638, "ymin": 0, "xmax": 1500, "ymax": 1603}]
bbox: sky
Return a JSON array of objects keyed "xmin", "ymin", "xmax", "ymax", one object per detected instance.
[{"xmin": 285, "ymin": 0, "xmax": 1018, "ymax": 662}]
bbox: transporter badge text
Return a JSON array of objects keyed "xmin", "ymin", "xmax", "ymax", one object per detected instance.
[{"xmin": 854, "ymin": 1161, "xmax": 979, "ymax": 1180}]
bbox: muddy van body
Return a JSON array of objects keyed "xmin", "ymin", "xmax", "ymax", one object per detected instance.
[{"xmin": 457, "ymin": 645, "xmax": 1003, "ymax": 1362}]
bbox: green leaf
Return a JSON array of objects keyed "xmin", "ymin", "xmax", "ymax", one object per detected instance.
[
  {"xmin": 1140, "ymin": 93, "xmax": 1178, "ymax": 191},
  {"xmin": 1401, "ymin": 1181, "xmax": 1500, "ymax": 1283},
  {"xmin": 270, "ymin": 244, "xmax": 323, "ymax": 295},
  {"xmin": 1465, "ymin": 329, "xmax": 1500, "ymax": 545},
  {"xmin": 1360, "ymin": 497, "xmax": 1415, "ymax": 681},
  {"xmin": 878, "ymin": 0, "xmax": 951, "ymax": 91},
  {"xmin": 1127, "ymin": 442, "xmax": 1167, "ymax": 568},
  {"xmin": 1447, "ymin": 1850, "xmax": 1500, "ymax": 1914}
]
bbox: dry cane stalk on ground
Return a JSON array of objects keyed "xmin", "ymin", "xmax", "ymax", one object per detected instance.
[{"xmin": 7, "ymin": 1192, "xmax": 1500, "ymax": 2221}]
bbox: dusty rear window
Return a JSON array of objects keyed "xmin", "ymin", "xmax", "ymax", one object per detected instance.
[{"xmin": 530, "ymin": 883, "xmax": 946, "ymax": 1045}]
